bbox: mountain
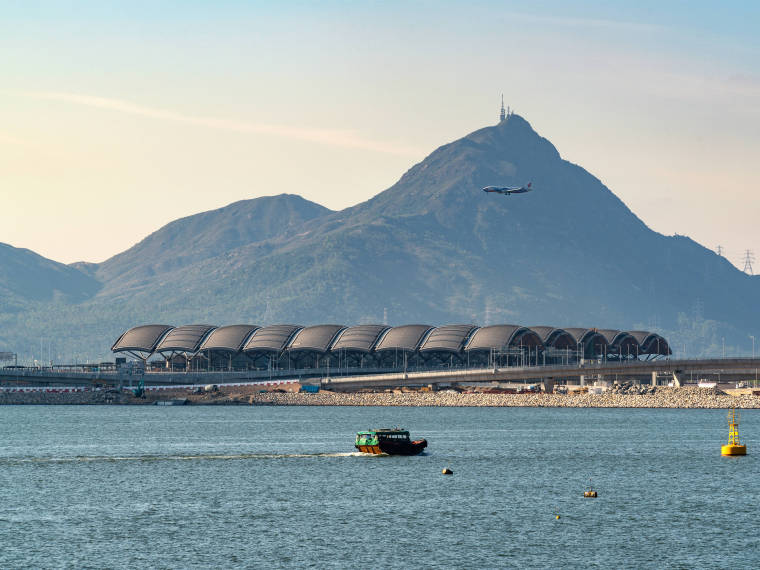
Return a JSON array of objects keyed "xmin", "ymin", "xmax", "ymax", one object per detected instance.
[
  {"xmin": 0, "ymin": 242, "xmax": 99, "ymax": 308},
  {"xmin": 96, "ymin": 193, "xmax": 333, "ymax": 295},
  {"xmin": 1, "ymin": 115, "xmax": 757, "ymax": 360}
]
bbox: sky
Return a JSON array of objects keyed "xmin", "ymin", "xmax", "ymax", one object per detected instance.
[{"xmin": 1, "ymin": 1, "xmax": 759, "ymax": 270}]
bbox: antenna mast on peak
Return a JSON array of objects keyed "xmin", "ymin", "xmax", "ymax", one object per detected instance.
[{"xmin": 500, "ymin": 94, "xmax": 506, "ymax": 122}]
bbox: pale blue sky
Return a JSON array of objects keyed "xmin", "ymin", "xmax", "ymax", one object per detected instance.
[{"xmin": 2, "ymin": 1, "xmax": 759, "ymax": 267}]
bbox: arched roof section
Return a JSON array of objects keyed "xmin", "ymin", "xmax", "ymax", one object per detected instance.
[
  {"xmin": 243, "ymin": 325, "xmax": 303, "ymax": 354},
  {"xmin": 528, "ymin": 326, "xmax": 554, "ymax": 342},
  {"xmin": 420, "ymin": 325, "xmax": 478, "ymax": 354},
  {"xmin": 286, "ymin": 325, "xmax": 346, "ymax": 354},
  {"xmin": 564, "ymin": 328, "xmax": 606, "ymax": 345},
  {"xmin": 374, "ymin": 325, "xmax": 434, "ymax": 353},
  {"xmin": 155, "ymin": 324, "xmax": 217, "ymax": 354},
  {"xmin": 200, "ymin": 325, "xmax": 260, "ymax": 353},
  {"xmin": 465, "ymin": 325, "xmax": 542, "ymax": 351},
  {"xmin": 597, "ymin": 329, "xmax": 639, "ymax": 353},
  {"xmin": 111, "ymin": 324, "xmax": 174, "ymax": 354},
  {"xmin": 529, "ymin": 326, "xmax": 575, "ymax": 349},
  {"xmin": 628, "ymin": 331, "xmax": 650, "ymax": 345},
  {"xmin": 564, "ymin": 328, "xmax": 609, "ymax": 355},
  {"xmin": 331, "ymin": 325, "xmax": 390, "ymax": 353},
  {"xmin": 629, "ymin": 331, "xmax": 671, "ymax": 355},
  {"xmin": 597, "ymin": 329, "xmax": 624, "ymax": 346}
]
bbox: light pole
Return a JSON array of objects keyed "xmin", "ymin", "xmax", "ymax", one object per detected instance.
[
  {"xmin": 722, "ymin": 337, "xmax": 725, "ymax": 359},
  {"xmin": 751, "ymin": 335, "xmax": 756, "ymax": 387}
]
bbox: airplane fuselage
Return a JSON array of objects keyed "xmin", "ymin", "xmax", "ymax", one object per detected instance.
[{"xmin": 482, "ymin": 183, "xmax": 533, "ymax": 195}]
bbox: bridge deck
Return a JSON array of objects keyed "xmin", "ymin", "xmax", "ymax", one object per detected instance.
[{"xmin": 2, "ymin": 358, "xmax": 759, "ymax": 388}]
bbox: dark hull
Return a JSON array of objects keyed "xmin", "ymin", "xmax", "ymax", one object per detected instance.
[
  {"xmin": 379, "ymin": 439, "xmax": 427, "ymax": 456},
  {"xmin": 354, "ymin": 441, "xmax": 427, "ymax": 455}
]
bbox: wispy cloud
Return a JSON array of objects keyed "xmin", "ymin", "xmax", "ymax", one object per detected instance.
[
  {"xmin": 503, "ymin": 11, "xmax": 666, "ymax": 34},
  {"xmin": 24, "ymin": 91, "xmax": 422, "ymax": 157}
]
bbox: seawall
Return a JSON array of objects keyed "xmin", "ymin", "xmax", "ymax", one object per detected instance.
[{"xmin": 1, "ymin": 385, "xmax": 759, "ymax": 408}]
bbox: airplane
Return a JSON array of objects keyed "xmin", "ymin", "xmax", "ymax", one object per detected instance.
[{"xmin": 482, "ymin": 182, "xmax": 533, "ymax": 195}]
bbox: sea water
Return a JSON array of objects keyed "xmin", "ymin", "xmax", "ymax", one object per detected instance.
[{"xmin": 0, "ymin": 406, "xmax": 758, "ymax": 568}]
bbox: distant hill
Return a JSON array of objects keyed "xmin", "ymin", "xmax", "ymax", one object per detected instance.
[
  {"xmin": 1, "ymin": 115, "xmax": 757, "ymax": 360},
  {"xmin": 0, "ymin": 242, "xmax": 99, "ymax": 308},
  {"xmin": 96, "ymin": 193, "xmax": 333, "ymax": 295}
]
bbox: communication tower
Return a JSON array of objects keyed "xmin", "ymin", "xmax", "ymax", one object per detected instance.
[
  {"xmin": 500, "ymin": 94, "xmax": 506, "ymax": 122},
  {"xmin": 716, "ymin": 245, "xmax": 724, "ymax": 257},
  {"xmin": 742, "ymin": 250, "xmax": 755, "ymax": 275}
]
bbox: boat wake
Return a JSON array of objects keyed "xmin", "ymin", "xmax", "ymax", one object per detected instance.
[{"xmin": 0, "ymin": 451, "xmax": 373, "ymax": 464}]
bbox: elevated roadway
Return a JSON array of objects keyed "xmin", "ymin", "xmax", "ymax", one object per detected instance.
[
  {"xmin": 321, "ymin": 358, "xmax": 760, "ymax": 391},
  {"xmin": 2, "ymin": 358, "xmax": 759, "ymax": 390}
]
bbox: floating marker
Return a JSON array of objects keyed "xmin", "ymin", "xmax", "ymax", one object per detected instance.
[{"xmin": 721, "ymin": 408, "xmax": 747, "ymax": 456}]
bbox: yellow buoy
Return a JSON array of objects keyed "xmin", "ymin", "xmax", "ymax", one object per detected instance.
[{"xmin": 721, "ymin": 408, "xmax": 747, "ymax": 456}]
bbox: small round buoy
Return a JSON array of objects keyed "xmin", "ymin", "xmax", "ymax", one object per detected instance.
[
  {"xmin": 442, "ymin": 467, "xmax": 453, "ymax": 475},
  {"xmin": 555, "ymin": 515, "xmax": 560, "ymax": 520}
]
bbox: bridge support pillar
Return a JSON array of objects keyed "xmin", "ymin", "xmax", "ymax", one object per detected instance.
[
  {"xmin": 579, "ymin": 375, "xmax": 586, "ymax": 387},
  {"xmin": 542, "ymin": 378, "xmax": 555, "ymax": 394},
  {"xmin": 651, "ymin": 371, "xmax": 658, "ymax": 386}
]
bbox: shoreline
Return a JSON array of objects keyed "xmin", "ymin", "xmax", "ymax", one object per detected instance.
[{"xmin": 1, "ymin": 385, "xmax": 759, "ymax": 408}]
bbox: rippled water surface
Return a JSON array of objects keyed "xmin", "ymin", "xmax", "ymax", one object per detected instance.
[{"xmin": 0, "ymin": 406, "xmax": 758, "ymax": 568}]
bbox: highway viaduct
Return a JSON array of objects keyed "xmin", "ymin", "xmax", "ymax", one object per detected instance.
[
  {"xmin": 321, "ymin": 358, "xmax": 760, "ymax": 391},
  {"xmin": 2, "ymin": 358, "xmax": 760, "ymax": 391}
]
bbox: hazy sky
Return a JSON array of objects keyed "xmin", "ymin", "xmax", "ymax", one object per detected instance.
[{"xmin": 2, "ymin": 1, "xmax": 759, "ymax": 269}]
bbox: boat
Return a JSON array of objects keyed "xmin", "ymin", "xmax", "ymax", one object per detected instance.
[{"xmin": 355, "ymin": 428, "xmax": 427, "ymax": 455}]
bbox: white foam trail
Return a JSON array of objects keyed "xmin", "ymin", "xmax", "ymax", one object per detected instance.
[{"xmin": 1, "ymin": 451, "xmax": 378, "ymax": 464}]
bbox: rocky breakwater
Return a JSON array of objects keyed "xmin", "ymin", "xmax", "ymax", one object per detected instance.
[
  {"xmin": 0, "ymin": 389, "xmax": 137, "ymax": 405},
  {"xmin": 249, "ymin": 386, "xmax": 760, "ymax": 408}
]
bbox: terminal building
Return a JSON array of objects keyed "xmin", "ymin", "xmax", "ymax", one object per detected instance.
[{"xmin": 112, "ymin": 323, "xmax": 671, "ymax": 373}]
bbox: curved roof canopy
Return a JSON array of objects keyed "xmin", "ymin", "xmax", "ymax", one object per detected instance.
[
  {"xmin": 629, "ymin": 331, "xmax": 672, "ymax": 355},
  {"xmin": 374, "ymin": 325, "xmax": 434, "ymax": 352},
  {"xmin": 465, "ymin": 325, "xmax": 542, "ymax": 351},
  {"xmin": 287, "ymin": 324, "xmax": 346, "ymax": 353},
  {"xmin": 331, "ymin": 325, "xmax": 390, "ymax": 353},
  {"xmin": 243, "ymin": 325, "xmax": 303, "ymax": 354},
  {"xmin": 420, "ymin": 324, "xmax": 478, "ymax": 353},
  {"xmin": 155, "ymin": 324, "xmax": 217, "ymax": 354},
  {"xmin": 200, "ymin": 325, "xmax": 260, "ymax": 353},
  {"xmin": 564, "ymin": 328, "xmax": 609, "ymax": 349},
  {"xmin": 529, "ymin": 326, "xmax": 576, "ymax": 349},
  {"xmin": 597, "ymin": 329, "xmax": 640, "ymax": 353},
  {"xmin": 111, "ymin": 324, "xmax": 673, "ymax": 358},
  {"xmin": 111, "ymin": 324, "xmax": 174, "ymax": 354}
]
